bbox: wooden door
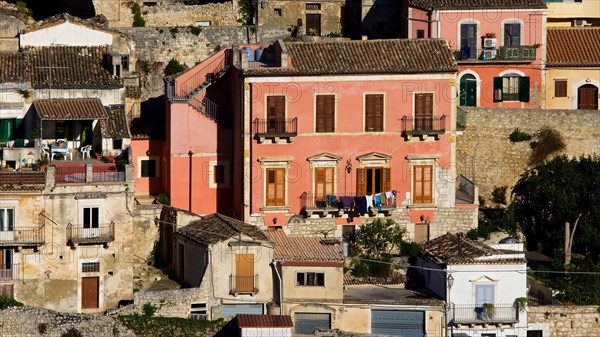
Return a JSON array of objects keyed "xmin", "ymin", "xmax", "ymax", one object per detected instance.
[
  {"xmin": 267, "ymin": 96, "xmax": 285, "ymax": 133},
  {"xmin": 578, "ymin": 85, "xmax": 598, "ymax": 110},
  {"xmin": 414, "ymin": 223, "xmax": 429, "ymax": 243},
  {"xmin": 415, "ymin": 93, "xmax": 433, "ymax": 131},
  {"xmin": 306, "ymin": 14, "xmax": 321, "ymax": 36},
  {"xmin": 81, "ymin": 277, "xmax": 99, "ymax": 309},
  {"xmin": 460, "ymin": 74, "xmax": 477, "ymax": 107},
  {"xmin": 235, "ymin": 254, "xmax": 254, "ymax": 292}
]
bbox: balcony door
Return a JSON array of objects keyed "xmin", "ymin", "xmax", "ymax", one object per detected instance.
[
  {"xmin": 356, "ymin": 167, "xmax": 391, "ymax": 195},
  {"xmin": 0, "ymin": 208, "xmax": 14, "ymax": 241},
  {"xmin": 0, "ymin": 249, "xmax": 13, "ymax": 280},
  {"xmin": 235, "ymin": 254, "xmax": 254, "ymax": 293},
  {"xmin": 267, "ymin": 96, "xmax": 285, "ymax": 134},
  {"xmin": 460, "ymin": 23, "xmax": 478, "ymax": 59},
  {"xmin": 578, "ymin": 84, "xmax": 598, "ymax": 110},
  {"xmin": 415, "ymin": 93, "xmax": 434, "ymax": 131},
  {"xmin": 82, "ymin": 207, "xmax": 100, "ymax": 238}
]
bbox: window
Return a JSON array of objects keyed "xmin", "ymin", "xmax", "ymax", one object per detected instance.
[
  {"xmin": 414, "ymin": 93, "xmax": 434, "ymax": 131},
  {"xmin": 83, "ymin": 207, "xmax": 99, "ymax": 229},
  {"xmin": 189, "ymin": 303, "xmax": 207, "ymax": 320},
  {"xmin": 316, "ymin": 95, "xmax": 335, "ymax": 132},
  {"xmin": 112, "ymin": 139, "xmax": 122, "ymax": 150},
  {"xmin": 141, "ymin": 159, "xmax": 157, "ymax": 178},
  {"xmin": 82, "ymin": 262, "xmax": 100, "ymax": 273},
  {"xmin": 0, "ymin": 208, "xmax": 14, "ymax": 232},
  {"xmin": 365, "ymin": 94, "xmax": 384, "ymax": 132},
  {"xmin": 504, "ymin": 23, "xmax": 521, "ymax": 46},
  {"xmin": 306, "ymin": 3, "xmax": 321, "ymax": 10},
  {"xmin": 296, "ymin": 272, "xmax": 325, "ymax": 286},
  {"xmin": 460, "ymin": 23, "xmax": 478, "ymax": 59},
  {"xmin": 266, "ymin": 168, "xmax": 285, "ymax": 206},
  {"xmin": 356, "ymin": 168, "xmax": 391, "ymax": 195},
  {"xmin": 214, "ymin": 165, "xmax": 225, "ymax": 184},
  {"xmin": 475, "ymin": 284, "xmax": 495, "ymax": 306},
  {"xmin": 555, "ymin": 80, "xmax": 567, "ymax": 97},
  {"xmin": 494, "ymin": 76, "xmax": 530, "ymax": 102},
  {"xmin": 274, "ymin": 8, "xmax": 282, "ymax": 16},
  {"xmin": 413, "ymin": 165, "xmax": 432, "ymax": 204},
  {"xmin": 0, "ymin": 249, "xmax": 14, "ymax": 281},
  {"xmin": 121, "ymin": 56, "xmax": 129, "ymax": 71},
  {"xmin": 417, "ymin": 29, "xmax": 425, "ymax": 39},
  {"xmin": 267, "ymin": 96, "xmax": 286, "ymax": 133},
  {"xmin": 314, "ymin": 167, "xmax": 334, "ymax": 203}
]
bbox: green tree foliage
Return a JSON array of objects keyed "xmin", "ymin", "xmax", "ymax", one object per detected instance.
[
  {"xmin": 164, "ymin": 58, "xmax": 185, "ymax": 76},
  {"xmin": 237, "ymin": 0, "xmax": 254, "ymax": 25},
  {"xmin": 131, "ymin": 3, "xmax": 146, "ymax": 27},
  {"xmin": 0, "ymin": 295, "xmax": 23, "ymax": 309},
  {"xmin": 355, "ymin": 218, "xmax": 406, "ymax": 259}
]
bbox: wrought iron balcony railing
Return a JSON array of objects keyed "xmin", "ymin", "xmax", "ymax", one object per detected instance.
[
  {"xmin": 448, "ymin": 303, "xmax": 520, "ymax": 325},
  {"xmin": 253, "ymin": 118, "xmax": 297, "ymax": 143},
  {"xmin": 0, "ymin": 226, "xmax": 45, "ymax": 247},
  {"xmin": 229, "ymin": 274, "xmax": 259, "ymax": 295},
  {"xmin": 401, "ymin": 115, "xmax": 446, "ymax": 140},
  {"xmin": 66, "ymin": 222, "xmax": 115, "ymax": 247},
  {"xmin": 0, "ymin": 264, "xmax": 19, "ymax": 281}
]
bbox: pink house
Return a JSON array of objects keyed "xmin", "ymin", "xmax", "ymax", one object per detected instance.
[
  {"xmin": 408, "ymin": 0, "xmax": 547, "ymax": 109},
  {"xmin": 166, "ymin": 39, "xmax": 479, "ymax": 241}
]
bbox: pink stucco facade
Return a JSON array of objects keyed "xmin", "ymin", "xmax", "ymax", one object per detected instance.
[{"xmin": 131, "ymin": 138, "xmax": 166, "ymax": 196}]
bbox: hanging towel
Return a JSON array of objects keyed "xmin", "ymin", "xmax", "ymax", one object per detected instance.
[
  {"xmin": 326, "ymin": 195, "xmax": 337, "ymax": 207},
  {"xmin": 365, "ymin": 195, "xmax": 373, "ymax": 211},
  {"xmin": 340, "ymin": 196, "xmax": 355, "ymax": 209},
  {"xmin": 356, "ymin": 196, "xmax": 367, "ymax": 215},
  {"xmin": 386, "ymin": 191, "xmax": 396, "ymax": 206},
  {"xmin": 374, "ymin": 194, "xmax": 382, "ymax": 211}
]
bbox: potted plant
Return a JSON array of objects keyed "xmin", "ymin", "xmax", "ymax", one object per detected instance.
[
  {"xmin": 485, "ymin": 32, "xmax": 496, "ymax": 38},
  {"xmin": 36, "ymin": 156, "xmax": 49, "ymax": 171},
  {"xmin": 482, "ymin": 303, "xmax": 494, "ymax": 319},
  {"xmin": 515, "ymin": 297, "xmax": 528, "ymax": 312}
]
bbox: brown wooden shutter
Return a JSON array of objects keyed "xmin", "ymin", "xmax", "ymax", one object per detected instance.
[
  {"xmin": 414, "ymin": 165, "xmax": 433, "ymax": 204},
  {"xmin": 554, "ymin": 80, "xmax": 567, "ymax": 98},
  {"xmin": 236, "ymin": 254, "xmax": 254, "ymax": 292},
  {"xmin": 316, "ymin": 95, "xmax": 335, "ymax": 132},
  {"xmin": 365, "ymin": 94, "xmax": 383, "ymax": 132},
  {"xmin": 315, "ymin": 167, "xmax": 326, "ymax": 199},
  {"xmin": 266, "ymin": 169, "xmax": 276, "ymax": 206},
  {"xmin": 382, "ymin": 168, "xmax": 391, "ymax": 192},
  {"xmin": 356, "ymin": 168, "xmax": 366, "ymax": 195},
  {"xmin": 415, "ymin": 93, "xmax": 433, "ymax": 130}
]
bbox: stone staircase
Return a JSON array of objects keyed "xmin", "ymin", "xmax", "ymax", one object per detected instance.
[{"xmin": 134, "ymin": 264, "xmax": 181, "ymax": 292}]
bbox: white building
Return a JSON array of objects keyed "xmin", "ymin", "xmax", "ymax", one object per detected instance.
[{"xmin": 416, "ymin": 233, "xmax": 528, "ymax": 337}]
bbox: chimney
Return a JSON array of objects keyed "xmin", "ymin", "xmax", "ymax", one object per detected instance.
[
  {"xmin": 361, "ymin": 35, "xmax": 368, "ymax": 41},
  {"xmin": 457, "ymin": 233, "xmax": 463, "ymax": 257}
]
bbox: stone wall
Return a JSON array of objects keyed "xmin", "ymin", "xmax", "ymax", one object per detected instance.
[
  {"xmin": 0, "ymin": 307, "xmax": 135, "ymax": 337},
  {"xmin": 132, "ymin": 287, "xmax": 211, "ymax": 318},
  {"xmin": 457, "ymin": 107, "xmax": 600, "ymax": 203},
  {"xmin": 529, "ymin": 305, "xmax": 600, "ymax": 337}
]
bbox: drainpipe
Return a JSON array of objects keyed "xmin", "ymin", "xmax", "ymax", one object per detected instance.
[
  {"xmin": 188, "ymin": 150, "xmax": 193, "ymax": 212},
  {"xmin": 272, "ymin": 260, "xmax": 283, "ymax": 315}
]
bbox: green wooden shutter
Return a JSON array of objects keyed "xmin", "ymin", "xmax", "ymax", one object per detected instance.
[
  {"xmin": 493, "ymin": 77, "xmax": 503, "ymax": 102},
  {"xmin": 519, "ymin": 77, "xmax": 530, "ymax": 102}
]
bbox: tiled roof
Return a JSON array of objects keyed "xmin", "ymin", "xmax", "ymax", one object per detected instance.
[
  {"xmin": 236, "ymin": 314, "xmax": 293, "ymax": 328},
  {"xmin": 101, "ymin": 106, "xmax": 131, "ymax": 139},
  {"xmin": 408, "ymin": 0, "xmax": 546, "ymax": 10},
  {"xmin": 178, "ymin": 213, "xmax": 270, "ymax": 245},
  {"xmin": 0, "ymin": 53, "xmax": 29, "ymax": 83},
  {"xmin": 25, "ymin": 13, "xmax": 111, "ymax": 33},
  {"xmin": 264, "ymin": 230, "xmax": 344, "ymax": 265},
  {"xmin": 547, "ymin": 28, "xmax": 600, "ymax": 67},
  {"xmin": 34, "ymin": 99, "xmax": 107, "ymax": 120},
  {"xmin": 421, "ymin": 233, "xmax": 526, "ymax": 265},
  {"xmin": 28, "ymin": 46, "xmax": 122, "ymax": 89},
  {"xmin": 244, "ymin": 39, "xmax": 457, "ymax": 76},
  {"xmin": 0, "ymin": 172, "xmax": 46, "ymax": 190}
]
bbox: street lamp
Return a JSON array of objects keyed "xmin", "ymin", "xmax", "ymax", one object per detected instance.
[
  {"xmin": 447, "ymin": 274, "xmax": 454, "ymax": 290},
  {"xmin": 445, "ymin": 274, "xmax": 454, "ymax": 337}
]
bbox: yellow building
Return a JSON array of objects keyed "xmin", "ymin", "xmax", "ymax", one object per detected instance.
[
  {"xmin": 545, "ymin": 27, "xmax": 600, "ymax": 109},
  {"xmin": 546, "ymin": 0, "xmax": 600, "ymax": 27}
]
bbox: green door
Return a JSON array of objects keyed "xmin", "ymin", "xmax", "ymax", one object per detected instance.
[{"xmin": 460, "ymin": 74, "xmax": 477, "ymax": 106}]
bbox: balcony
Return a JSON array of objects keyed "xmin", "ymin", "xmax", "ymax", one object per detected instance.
[
  {"xmin": 229, "ymin": 274, "xmax": 259, "ymax": 296},
  {"xmin": 252, "ymin": 118, "xmax": 297, "ymax": 143},
  {"xmin": 66, "ymin": 222, "xmax": 115, "ymax": 248},
  {"xmin": 448, "ymin": 303, "xmax": 520, "ymax": 326},
  {"xmin": 0, "ymin": 226, "xmax": 45, "ymax": 249},
  {"xmin": 54, "ymin": 163, "xmax": 126, "ymax": 184},
  {"xmin": 301, "ymin": 192, "xmax": 397, "ymax": 218},
  {"xmin": 0, "ymin": 264, "xmax": 19, "ymax": 281},
  {"xmin": 453, "ymin": 46, "xmax": 537, "ymax": 63},
  {"xmin": 401, "ymin": 115, "xmax": 446, "ymax": 140}
]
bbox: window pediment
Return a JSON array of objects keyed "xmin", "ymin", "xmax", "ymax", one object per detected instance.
[
  {"xmin": 307, "ymin": 153, "xmax": 342, "ymax": 168},
  {"xmin": 469, "ymin": 275, "xmax": 499, "ymax": 283},
  {"xmin": 356, "ymin": 152, "xmax": 391, "ymax": 166}
]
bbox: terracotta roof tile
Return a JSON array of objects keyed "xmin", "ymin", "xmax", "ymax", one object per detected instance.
[
  {"xmin": 236, "ymin": 314, "xmax": 293, "ymax": 328},
  {"xmin": 409, "ymin": 0, "xmax": 546, "ymax": 10},
  {"xmin": 0, "ymin": 172, "xmax": 46, "ymax": 189},
  {"xmin": 547, "ymin": 27, "xmax": 600, "ymax": 67},
  {"xmin": 244, "ymin": 39, "xmax": 457, "ymax": 76},
  {"xmin": 24, "ymin": 13, "xmax": 114, "ymax": 34},
  {"xmin": 421, "ymin": 233, "xmax": 526, "ymax": 265},
  {"xmin": 28, "ymin": 46, "xmax": 122, "ymax": 89},
  {"xmin": 264, "ymin": 230, "xmax": 344, "ymax": 264},
  {"xmin": 0, "ymin": 53, "xmax": 29, "ymax": 83},
  {"xmin": 178, "ymin": 213, "xmax": 270, "ymax": 245},
  {"xmin": 101, "ymin": 106, "xmax": 131, "ymax": 139},
  {"xmin": 34, "ymin": 99, "xmax": 107, "ymax": 120}
]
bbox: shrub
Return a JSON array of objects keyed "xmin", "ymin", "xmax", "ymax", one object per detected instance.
[
  {"xmin": 143, "ymin": 303, "xmax": 157, "ymax": 317},
  {"xmin": 509, "ymin": 128, "xmax": 532, "ymax": 142},
  {"xmin": 170, "ymin": 27, "xmax": 179, "ymax": 38},
  {"xmin": 156, "ymin": 193, "xmax": 170, "ymax": 205},
  {"xmin": 164, "ymin": 58, "xmax": 185, "ymax": 76},
  {"xmin": 466, "ymin": 228, "xmax": 479, "ymax": 240},
  {"xmin": 61, "ymin": 328, "xmax": 82, "ymax": 337},
  {"xmin": 491, "ymin": 186, "xmax": 508, "ymax": 204},
  {"xmin": 131, "ymin": 3, "xmax": 146, "ymax": 27},
  {"xmin": 530, "ymin": 127, "xmax": 566, "ymax": 166},
  {"xmin": 0, "ymin": 295, "xmax": 23, "ymax": 309},
  {"xmin": 400, "ymin": 241, "xmax": 421, "ymax": 257},
  {"xmin": 189, "ymin": 26, "xmax": 202, "ymax": 36}
]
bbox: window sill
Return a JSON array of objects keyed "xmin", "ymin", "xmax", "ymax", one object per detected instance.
[
  {"xmin": 408, "ymin": 203, "xmax": 437, "ymax": 209},
  {"xmin": 260, "ymin": 206, "xmax": 291, "ymax": 212}
]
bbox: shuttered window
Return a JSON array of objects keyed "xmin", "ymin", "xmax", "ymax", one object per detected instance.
[
  {"xmin": 141, "ymin": 160, "xmax": 157, "ymax": 178},
  {"xmin": 413, "ymin": 165, "xmax": 432, "ymax": 204},
  {"xmin": 314, "ymin": 167, "xmax": 334, "ymax": 200},
  {"xmin": 356, "ymin": 168, "xmax": 391, "ymax": 195},
  {"xmin": 266, "ymin": 168, "xmax": 285, "ymax": 206},
  {"xmin": 365, "ymin": 94, "xmax": 384, "ymax": 132},
  {"xmin": 554, "ymin": 80, "xmax": 567, "ymax": 97},
  {"xmin": 316, "ymin": 95, "xmax": 335, "ymax": 132},
  {"xmin": 214, "ymin": 165, "xmax": 225, "ymax": 184},
  {"xmin": 415, "ymin": 93, "xmax": 434, "ymax": 131},
  {"xmin": 493, "ymin": 76, "xmax": 530, "ymax": 102},
  {"xmin": 267, "ymin": 96, "xmax": 286, "ymax": 133}
]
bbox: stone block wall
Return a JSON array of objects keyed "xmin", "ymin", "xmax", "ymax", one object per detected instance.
[
  {"xmin": 529, "ymin": 305, "xmax": 600, "ymax": 337},
  {"xmin": 133, "ymin": 287, "xmax": 211, "ymax": 318},
  {"xmin": 457, "ymin": 108, "xmax": 600, "ymax": 203}
]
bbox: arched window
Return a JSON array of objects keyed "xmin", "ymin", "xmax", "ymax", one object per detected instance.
[{"xmin": 494, "ymin": 73, "xmax": 530, "ymax": 102}]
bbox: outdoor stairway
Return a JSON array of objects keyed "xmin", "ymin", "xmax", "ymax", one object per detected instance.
[{"xmin": 167, "ymin": 48, "xmax": 233, "ymax": 125}]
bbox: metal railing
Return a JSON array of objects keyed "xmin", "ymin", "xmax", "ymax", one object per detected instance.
[
  {"xmin": 253, "ymin": 118, "xmax": 298, "ymax": 137},
  {"xmin": 66, "ymin": 222, "xmax": 115, "ymax": 245},
  {"xmin": 229, "ymin": 274, "xmax": 259, "ymax": 294},
  {"xmin": 0, "ymin": 227, "xmax": 45, "ymax": 246},
  {"xmin": 448, "ymin": 303, "xmax": 519, "ymax": 324},
  {"xmin": 498, "ymin": 45, "xmax": 537, "ymax": 61},
  {"xmin": 458, "ymin": 175, "xmax": 476, "ymax": 204},
  {"xmin": 92, "ymin": 165, "xmax": 125, "ymax": 182},
  {"xmin": 189, "ymin": 96, "xmax": 222, "ymax": 124},
  {"xmin": 453, "ymin": 46, "xmax": 537, "ymax": 61},
  {"xmin": 167, "ymin": 48, "xmax": 233, "ymax": 100},
  {"xmin": 301, "ymin": 192, "xmax": 397, "ymax": 211},
  {"xmin": 54, "ymin": 165, "xmax": 86, "ymax": 183},
  {"xmin": 401, "ymin": 115, "xmax": 446, "ymax": 133},
  {"xmin": 0, "ymin": 264, "xmax": 18, "ymax": 281}
]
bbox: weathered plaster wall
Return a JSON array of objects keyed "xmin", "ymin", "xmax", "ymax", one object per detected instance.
[
  {"xmin": 457, "ymin": 107, "xmax": 600, "ymax": 203},
  {"xmin": 258, "ymin": 0, "xmax": 344, "ymax": 36},
  {"xmin": 529, "ymin": 305, "xmax": 600, "ymax": 337}
]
